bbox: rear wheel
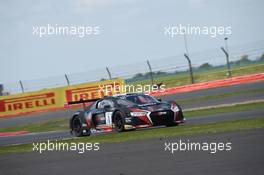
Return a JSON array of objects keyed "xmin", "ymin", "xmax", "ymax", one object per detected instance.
[
  {"xmin": 114, "ymin": 111, "xmax": 125, "ymax": 132},
  {"xmin": 72, "ymin": 117, "xmax": 87, "ymax": 137}
]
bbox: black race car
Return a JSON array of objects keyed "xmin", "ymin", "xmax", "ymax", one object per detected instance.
[{"xmin": 69, "ymin": 93, "xmax": 185, "ymax": 137}]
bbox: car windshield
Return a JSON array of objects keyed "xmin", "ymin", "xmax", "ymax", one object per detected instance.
[
  {"xmin": 117, "ymin": 99, "xmax": 135, "ymax": 106},
  {"xmin": 126, "ymin": 95, "xmax": 159, "ymax": 105}
]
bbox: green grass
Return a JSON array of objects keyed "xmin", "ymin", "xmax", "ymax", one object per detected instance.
[
  {"xmin": 128, "ymin": 63, "xmax": 264, "ymax": 88},
  {"xmin": 1, "ymin": 117, "xmax": 264, "ymax": 154},
  {"xmin": 0, "ymin": 118, "xmax": 69, "ymax": 133},
  {"xmin": 0, "ymin": 143, "xmax": 33, "ymax": 154},
  {"xmin": 176, "ymin": 88, "xmax": 264, "ymax": 105},
  {"xmin": 184, "ymin": 102, "xmax": 264, "ymax": 118}
]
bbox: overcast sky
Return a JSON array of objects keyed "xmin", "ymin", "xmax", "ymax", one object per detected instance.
[{"xmin": 0, "ymin": 0, "xmax": 263, "ymax": 84}]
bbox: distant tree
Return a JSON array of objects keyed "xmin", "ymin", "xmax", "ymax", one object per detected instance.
[
  {"xmin": 236, "ymin": 55, "xmax": 251, "ymax": 65},
  {"xmin": 198, "ymin": 63, "xmax": 213, "ymax": 70},
  {"xmin": 133, "ymin": 73, "xmax": 144, "ymax": 79},
  {"xmin": 259, "ymin": 53, "xmax": 264, "ymax": 61},
  {"xmin": 145, "ymin": 72, "xmax": 152, "ymax": 77},
  {"xmin": 229, "ymin": 61, "xmax": 235, "ymax": 66},
  {"xmin": 240, "ymin": 55, "xmax": 250, "ymax": 62},
  {"xmin": 155, "ymin": 71, "xmax": 167, "ymax": 76}
]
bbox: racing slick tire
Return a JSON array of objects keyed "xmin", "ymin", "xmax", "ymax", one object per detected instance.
[
  {"xmin": 72, "ymin": 117, "xmax": 90, "ymax": 137},
  {"xmin": 114, "ymin": 111, "xmax": 125, "ymax": 132}
]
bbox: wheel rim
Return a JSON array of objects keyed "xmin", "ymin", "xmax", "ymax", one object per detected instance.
[
  {"xmin": 117, "ymin": 118, "xmax": 122, "ymax": 129},
  {"xmin": 73, "ymin": 119, "xmax": 81, "ymax": 134},
  {"xmin": 115, "ymin": 114, "xmax": 123, "ymax": 130}
]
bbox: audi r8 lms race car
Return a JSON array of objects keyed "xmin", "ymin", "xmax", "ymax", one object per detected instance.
[{"xmin": 69, "ymin": 93, "xmax": 185, "ymax": 137}]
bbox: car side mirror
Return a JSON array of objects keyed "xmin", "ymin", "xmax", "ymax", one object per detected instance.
[{"xmin": 157, "ymin": 98, "xmax": 162, "ymax": 102}]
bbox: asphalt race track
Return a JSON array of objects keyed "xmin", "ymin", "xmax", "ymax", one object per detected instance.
[{"xmin": 0, "ymin": 129, "xmax": 263, "ymax": 175}]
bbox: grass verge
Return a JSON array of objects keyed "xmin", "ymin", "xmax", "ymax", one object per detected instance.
[
  {"xmin": 175, "ymin": 88, "xmax": 264, "ymax": 105},
  {"xmin": 0, "ymin": 117, "xmax": 264, "ymax": 154},
  {"xmin": 184, "ymin": 101, "xmax": 264, "ymax": 118},
  {"xmin": 0, "ymin": 118, "xmax": 68, "ymax": 133}
]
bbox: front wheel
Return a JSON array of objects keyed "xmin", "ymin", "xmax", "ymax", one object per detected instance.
[{"xmin": 114, "ymin": 111, "xmax": 125, "ymax": 132}]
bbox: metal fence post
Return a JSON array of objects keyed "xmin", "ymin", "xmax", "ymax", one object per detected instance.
[
  {"xmin": 0, "ymin": 84, "xmax": 3, "ymax": 96},
  {"xmin": 184, "ymin": 54, "xmax": 194, "ymax": 84},
  {"xmin": 146, "ymin": 60, "xmax": 154, "ymax": 85},
  {"xmin": 65, "ymin": 74, "xmax": 70, "ymax": 86},
  {"xmin": 221, "ymin": 46, "xmax": 232, "ymax": 78},
  {"xmin": 106, "ymin": 67, "xmax": 112, "ymax": 80},
  {"xmin": 19, "ymin": 80, "xmax": 24, "ymax": 93}
]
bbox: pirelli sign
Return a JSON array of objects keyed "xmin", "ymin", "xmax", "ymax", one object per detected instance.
[
  {"xmin": 0, "ymin": 89, "xmax": 63, "ymax": 117},
  {"xmin": 0, "ymin": 92, "xmax": 55, "ymax": 112},
  {"xmin": 65, "ymin": 81, "xmax": 124, "ymax": 103},
  {"xmin": 0, "ymin": 79, "xmax": 125, "ymax": 117}
]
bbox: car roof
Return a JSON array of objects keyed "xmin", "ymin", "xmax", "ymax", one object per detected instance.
[{"xmin": 113, "ymin": 93, "xmax": 146, "ymax": 97}]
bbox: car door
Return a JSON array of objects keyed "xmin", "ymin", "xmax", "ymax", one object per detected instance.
[{"xmin": 94, "ymin": 99, "xmax": 114, "ymax": 126}]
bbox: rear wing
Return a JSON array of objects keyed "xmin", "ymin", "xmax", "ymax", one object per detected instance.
[
  {"xmin": 68, "ymin": 98, "xmax": 101, "ymax": 105},
  {"xmin": 68, "ymin": 98, "xmax": 101, "ymax": 109}
]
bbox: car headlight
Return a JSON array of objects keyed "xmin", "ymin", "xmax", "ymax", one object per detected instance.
[{"xmin": 130, "ymin": 112, "xmax": 148, "ymax": 117}]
